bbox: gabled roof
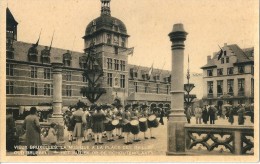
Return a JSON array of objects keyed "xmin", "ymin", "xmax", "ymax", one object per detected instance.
[
  {"xmin": 227, "ymin": 44, "xmax": 252, "ymax": 63},
  {"xmin": 201, "ymin": 44, "xmax": 254, "ymax": 69},
  {"xmin": 6, "ymin": 7, "xmax": 18, "ymax": 26}
]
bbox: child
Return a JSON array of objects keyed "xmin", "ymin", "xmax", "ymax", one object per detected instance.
[{"xmin": 48, "ymin": 122, "xmax": 58, "ymax": 152}]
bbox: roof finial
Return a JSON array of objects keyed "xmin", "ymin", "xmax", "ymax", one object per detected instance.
[{"xmin": 101, "ymin": 0, "xmax": 111, "ymax": 16}]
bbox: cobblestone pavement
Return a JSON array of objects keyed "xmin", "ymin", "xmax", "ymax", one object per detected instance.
[{"xmin": 7, "ymin": 115, "xmax": 253, "ymax": 156}]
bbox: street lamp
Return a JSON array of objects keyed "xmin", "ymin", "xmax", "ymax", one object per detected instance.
[{"xmin": 184, "ymin": 54, "xmax": 196, "ymax": 108}]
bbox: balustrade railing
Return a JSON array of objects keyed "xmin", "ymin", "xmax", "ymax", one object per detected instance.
[{"xmin": 185, "ymin": 124, "xmax": 254, "ymax": 155}]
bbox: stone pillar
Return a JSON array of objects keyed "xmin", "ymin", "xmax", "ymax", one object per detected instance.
[
  {"xmin": 49, "ymin": 62, "xmax": 65, "ymax": 144},
  {"xmin": 167, "ymin": 24, "xmax": 188, "ymax": 155}
]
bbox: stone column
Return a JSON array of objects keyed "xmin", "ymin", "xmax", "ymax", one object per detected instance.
[
  {"xmin": 167, "ymin": 24, "xmax": 188, "ymax": 155},
  {"xmin": 48, "ymin": 62, "xmax": 65, "ymax": 144}
]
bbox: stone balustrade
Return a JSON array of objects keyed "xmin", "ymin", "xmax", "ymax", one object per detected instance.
[{"xmin": 185, "ymin": 124, "xmax": 254, "ymax": 155}]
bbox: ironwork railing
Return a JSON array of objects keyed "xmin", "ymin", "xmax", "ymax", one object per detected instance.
[{"xmin": 185, "ymin": 124, "xmax": 254, "ymax": 155}]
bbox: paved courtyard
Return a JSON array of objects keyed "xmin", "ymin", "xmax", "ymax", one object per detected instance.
[{"xmin": 7, "ymin": 115, "xmax": 253, "ymax": 156}]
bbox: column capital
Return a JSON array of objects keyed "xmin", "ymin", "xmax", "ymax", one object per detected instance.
[
  {"xmin": 51, "ymin": 62, "xmax": 63, "ymax": 73},
  {"xmin": 169, "ymin": 24, "xmax": 188, "ymax": 50}
]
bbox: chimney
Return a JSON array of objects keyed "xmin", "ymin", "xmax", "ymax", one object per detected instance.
[
  {"xmin": 224, "ymin": 43, "xmax": 227, "ymax": 49},
  {"xmin": 207, "ymin": 55, "xmax": 211, "ymax": 63}
]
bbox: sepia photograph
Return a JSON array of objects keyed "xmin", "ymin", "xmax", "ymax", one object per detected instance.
[{"xmin": 0, "ymin": 0, "xmax": 259, "ymax": 162}]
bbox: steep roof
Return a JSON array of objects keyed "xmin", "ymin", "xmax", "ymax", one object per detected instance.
[
  {"xmin": 11, "ymin": 41, "xmax": 85, "ymax": 68},
  {"xmin": 6, "ymin": 7, "xmax": 18, "ymax": 26}
]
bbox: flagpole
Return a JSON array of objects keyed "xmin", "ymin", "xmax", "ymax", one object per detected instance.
[{"xmin": 49, "ymin": 30, "xmax": 55, "ymax": 51}]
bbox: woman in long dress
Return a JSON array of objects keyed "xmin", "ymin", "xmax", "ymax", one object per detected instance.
[{"xmin": 23, "ymin": 107, "xmax": 42, "ymax": 156}]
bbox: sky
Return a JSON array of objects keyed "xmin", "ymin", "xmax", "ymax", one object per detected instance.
[{"xmin": 3, "ymin": 0, "xmax": 258, "ymax": 73}]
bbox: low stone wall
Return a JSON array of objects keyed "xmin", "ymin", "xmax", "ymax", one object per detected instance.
[{"xmin": 185, "ymin": 124, "xmax": 254, "ymax": 155}]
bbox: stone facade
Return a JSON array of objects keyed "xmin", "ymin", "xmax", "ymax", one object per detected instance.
[{"xmin": 201, "ymin": 43, "xmax": 254, "ymax": 106}]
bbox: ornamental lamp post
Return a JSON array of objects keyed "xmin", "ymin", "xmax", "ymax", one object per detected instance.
[{"xmin": 184, "ymin": 54, "xmax": 196, "ymax": 109}]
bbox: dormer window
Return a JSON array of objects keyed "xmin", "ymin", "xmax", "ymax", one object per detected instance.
[
  {"xmin": 79, "ymin": 56, "xmax": 87, "ymax": 69},
  {"xmin": 238, "ymin": 66, "xmax": 244, "ymax": 74},
  {"xmin": 28, "ymin": 44, "xmax": 38, "ymax": 62},
  {"xmin": 41, "ymin": 46, "xmax": 50, "ymax": 64},
  {"xmin": 130, "ymin": 68, "xmax": 138, "ymax": 79},
  {"xmin": 63, "ymin": 50, "xmax": 72, "ymax": 67},
  {"xmin": 207, "ymin": 69, "xmax": 213, "ymax": 76}
]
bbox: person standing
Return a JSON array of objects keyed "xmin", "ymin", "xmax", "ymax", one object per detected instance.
[
  {"xmin": 159, "ymin": 108, "xmax": 165, "ymax": 125},
  {"xmin": 6, "ymin": 109, "xmax": 18, "ymax": 152},
  {"xmin": 122, "ymin": 105, "xmax": 132, "ymax": 145},
  {"xmin": 228, "ymin": 107, "xmax": 235, "ymax": 125},
  {"xmin": 82, "ymin": 107, "xmax": 90, "ymax": 143},
  {"xmin": 47, "ymin": 122, "xmax": 58, "ymax": 152},
  {"xmin": 194, "ymin": 106, "xmax": 202, "ymax": 124},
  {"xmin": 202, "ymin": 105, "xmax": 209, "ymax": 124},
  {"xmin": 131, "ymin": 105, "xmax": 140, "ymax": 142},
  {"xmin": 237, "ymin": 105, "xmax": 246, "ymax": 125},
  {"xmin": 23, "ymin": 107, "xmax": 42, "ymax": 156},
  {"xmin": 92, "ymin": 106, "xmax": 106, "ymax": 145},
  {"xmin": 105, "ymin": 106, "xmax": 115, "ymax": 142},
  {"xmin": 208, "ymin": 105, "xmax": 216, "ymax": 124},
  {"xmin": 185, "ymin": 106, "xmax": 192, "ymax": 124},
  {"xmin": 72, "ymin": 108, "xmax": 86, "ymax": 154},
  {"xmin": 140, "ymin": 105, "xmax": 149, "ymax": 139},
  {"xmin": 115, "ymin": 105, "xmax": 124, "ymax": 139}
]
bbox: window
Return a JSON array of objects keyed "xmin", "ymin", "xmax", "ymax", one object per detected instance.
[
  {"xmin": 251, "ymin": 65, "xmax": 254, "ymax": 75},
  {"xmin": 6, "ymin": 63, "xmax": 14, "ymax": 76},
  {"xmin": 238, "ymin": 78, "xmax": 245, "ymax": 95},
  {"xmin": 251, "ymin": 78, "xmax": 254, "ymax": 96},
  {"xmin": 107, "ymin": 34, "xmax": 111, "ymax": 44},
  {"xmin": 107, "ymin": 73, "xmax": 113, "ymax": 87},
  {"xmin": 227, "ymin": 67, "xmax": 233, "ymax": 75},
  {"xmin": 207, "ymin": 81, "xmax": 213, "ymax": 94},
  {"xmin": 66, "ymin": 85, "xmax": 72, "ymax": 97},
  {"xmin": 31, "ymin": 82, "xmax": 38, "ymax": 95},
  {"xmin": 66, "ymin": 71, "xmax": 72, "ymax": 81},
  {"xmin": 44, "ymin": 68, "xmax": 51, "ymax": 79},
  {"xmin": 217, "ymin": 80, "xmax": 223, "ymax": 96},
  {"xmin": 134, "ymin": 82, "xmax": 138, "ymax": 92},
  {"xmin": 63, "ymin": 59, "xmax": 71, "ymax": 67},
  {"xmin": 217, "ymin": 68, "xmax": 223, "ymax": 76},
  {"xmin": 114, "ymin": 47, "xmax": 118, "ymax": 55},
  {"xmin": 226, "ymin": 57, "xmax": 229, "ymax": 63},
  {"xmin": 207, "ymin": 69, "xmax": 213, "ymax": 76},
  {"xmin": 120, "ymin": 60, "xmax": 126, "ymax": 71},
  {"xmin": 6, "ymin": 81, "xmax": 14, "ymax": 94},
  {"xmin": 121, "ymin": 37, "xmax": 126, "ymax": 47},
  {"xmin": 31, "ymin": 67, "xmax": 37, "ymax": 78},
  {"xmin": 114, "ymin": 59, "xmax": 119, "ymax": 70},
  {"xmin": 227, "ymin": 79, "xmax": 234, "ymax": 95},
  {"xmin": 44, "ymin": 84, "xmax": 51, "ymax": 96},
  {"xmin": 120, "ymin": 75, "xmax": 125, "ymax": 88},
  {"xmin": 224, "ymin": 51, "xmax": 227, "ymax": 56},
  {"xmin": 156, "ymin": 84, "xmax": 160, "ymax": 94},
  {"xmin": 238, "ymin": 66, "xmax": 244, "ymax": 74},
  {"xmin": 145, "ymin": 83, "xmax": 149, "ymax": 93},
  {"xmin": 166, "ymin": 85, "xmax": 170, "ymax": 94},
  {"xmin": 221, "ymin": 58, "xmax": 224, "ymax": 64},
  {"xmin": 107, "ymin": 58, "xmax": 113, "ymax": 70}
]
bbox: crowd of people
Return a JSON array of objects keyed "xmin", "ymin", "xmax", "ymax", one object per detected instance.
[
  {"xmin": 63, "ymin": 103, "xmax": 165, "ymax": 154},
  {"xmin": 185, "ymin": 104, "xmax": 254, "ymax": 125}
]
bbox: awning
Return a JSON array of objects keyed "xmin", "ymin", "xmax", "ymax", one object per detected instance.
[{"xmin": 20, "ymin": 106, "xmax": 52, "ymax": 111}]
